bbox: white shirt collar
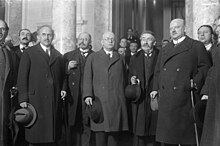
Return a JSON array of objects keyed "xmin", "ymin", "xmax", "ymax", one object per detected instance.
[
  {"xmin": 103, "ymin": 48, "xmax": 113, "ymax": 58},
  {"xmin": 40, "ymin": 43, "xmax": 51, "ymax": 55},
  {"xmin": 173, "ymin": 36, "xmax": 186, "ymax": 45},
  {"xmin": 19, "ymin": 44, "xmax": 28, "ymax": 52},
  {"xmin": 205, "ymin": 43, "xmax": 212, "ymax": 51}
]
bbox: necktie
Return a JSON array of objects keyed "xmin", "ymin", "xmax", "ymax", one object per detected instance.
[{"xmin": 46, "ymin": 49, "xmax": 50, "ymax": 56}]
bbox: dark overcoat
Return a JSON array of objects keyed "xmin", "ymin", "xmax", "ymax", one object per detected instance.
[
  {"xmin": 63, "ymin": 49, "xmax": 93, "ymax": 126},
  {"xmin": 153, "ymin": 36, "xmax": 212, "ymax": 144},
  {"xmin": 83, "ymin": 49, "xmax": 128, "ymax": 132},
  {"xmin": 200, "ymin": 44, "xmax": 220, "ymax": 146},
  {"xmin": 0, "ymin": 46, "xmax": 18, "ymax": 146},
  {"xmin": 129, "ymin": 49, "xmax": 159, "ymax": 136},
  {"xmin": 17, "ymin": 44, "xmax": 66, "ymax": 143}
]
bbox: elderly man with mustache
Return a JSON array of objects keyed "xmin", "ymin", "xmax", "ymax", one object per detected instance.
[
  {"xmin": 12, "ymin": 28, "xmax": 32, "ymax": 59},
  {"xmin": 63, "ymin": 32, "xmax": 94, "ymax": 146},
  {"xmin": 150, "ymin": 18, "xmax": 212, "ymax": 146}
]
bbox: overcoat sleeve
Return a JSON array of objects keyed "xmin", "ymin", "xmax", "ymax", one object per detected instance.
[
  {"xmin": 82, "ymin": 54, "xmax": 94, "ymax": 100},
  {"xmin": 17, "ymin": 51, "xmax": 31, "ymax": 103},
  {"xmin": 193, "ymin": 42, "xmax": 212, "ymax": 92}
]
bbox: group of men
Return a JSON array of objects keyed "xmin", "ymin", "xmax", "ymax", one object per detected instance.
[{"xmin": 0, "ymin": 16, "xmax": 219, "ymax": 146}]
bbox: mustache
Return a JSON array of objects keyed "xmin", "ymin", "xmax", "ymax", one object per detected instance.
[
  {"xmin": 79, "ymin": 42, "xmax": 85, "ymax": 46},
  {"xmin": 22, "ymin": 37, "xmax": 28, "ymax": 40}
]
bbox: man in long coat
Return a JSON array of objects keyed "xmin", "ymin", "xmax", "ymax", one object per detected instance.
[
  {"xmin": 17, "ymin": 25, "xmax": 67, "ymax": 146},
  {"xmin": 129, "ymin": 31, "xmax": 160, "ymax": 146},
  {"xmin": 0, "ymin": 19, "xmax": 19, "ymax": 146},
  {"xmin": 83, "ymin": 32, "xmax": 128, "ymax": 146},
  {"xmin": 200, "ymin": 17, "xmax": 220, "ymax": 146},
  {"xmin": 150, "ymin": 18, "xmax": 212, "ymax": 146},
  {"xmin": 63, "ymin": 32, "xmax": 93, "ymax": 146}
]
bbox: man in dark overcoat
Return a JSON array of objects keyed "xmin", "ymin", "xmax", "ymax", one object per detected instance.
[
  {"xmin": 0, "ymin": 19, "xmax": 19, "ymax": 146},
  {"xmin": 150, "ymin": 18, "xmax": 212, "ymax": 146},
  {"xmin": 17, "ymin": 25, "xmax": 67, "ymax": 146},
  {"xmin": 83, "ymin": 32, "xmax": 128, "ymax": 146},
  {"xmin": 63, "ymin": 32, "xmax": 94, "ymax": 146},
  {"xmin": 129, "ymin": 31, "xmax": 160, "ymax": 146},
  {"xmin": 200, "ymin": 17, "xmax": 220, "ymax": 146}
]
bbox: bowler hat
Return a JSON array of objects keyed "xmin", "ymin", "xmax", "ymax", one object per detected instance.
[
  {"xmin": 87, "ymin": 96, "xmax": 104, "ymax": 124},
  {"xmin": 14, "ymin": 103, "xmax": 37, "ymax": 128},
  {"xmin": 194, "ymin": 100, "xmax": 207, "ymax": 128},
  {"xmin": 125, "ymin": 84, "xmax": 141, "ymax": 103}
]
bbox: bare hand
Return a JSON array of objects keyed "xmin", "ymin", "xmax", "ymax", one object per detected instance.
[
  {"xmin": 20, "ymin": 102, "xmax": 28, "ymax": 108},
  {"xmin": 201, "ymin": 95, "xmax": 208, "ymax": 100},
  {"xmin": 61, "ymin": 90, "xmax": 67, "ymax": 100},
  {"xmin": 85, "ymin": 97, "xmax": 93, "ymax": 106},
  {"xmin": 150, "ymin": 91, "xmax": 158, "ymax": 99},
  {"xmin": 68, "ymin": 60, "xmax": 78, "ymax": 70},
  {"xmin": 131, "ymin": 76, "xmax": 140, "ymax": 85}
]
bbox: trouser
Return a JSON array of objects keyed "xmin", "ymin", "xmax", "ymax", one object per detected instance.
[
  {"xmin": 133, "ymin": 135, "xmax": 161, "ymax": 146},
  {"xmin": 95, "ymin": 131, "xmax": 119, "ymax": 146}
]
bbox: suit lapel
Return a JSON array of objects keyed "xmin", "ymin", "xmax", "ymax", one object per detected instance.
[
  {"xmin": 146, "ymin": 49, "xmax": 158, "ymax": 80},
  {"xmin": 108, "ymin": 51, "xmax": 120, "ymax": 70},
  {"xmin": 162, "ymin": 36, "xmax": 192, "ymax": 66}
]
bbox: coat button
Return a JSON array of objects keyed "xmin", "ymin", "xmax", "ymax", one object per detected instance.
[
  {"xmin": 177, "ymin": 68, "xmax": 180, "ymax": 72},
  {"xmin": 163, "ymin": 68, "xmax": 166, "ymax": 71},
  {"xmin": 173, "ymin": 86, "xmax": 177, "ymax": 90},
  {"xmin": 72, "ymin": 82, "xmax": 75, "ymax": 86}
]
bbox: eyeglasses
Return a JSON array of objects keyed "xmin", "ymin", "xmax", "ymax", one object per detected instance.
[
  {"xmin": 0, "ymin": 28, "xmax": 7, "ymax": 32},
  {"xmin": 104, "ymin": 37, "xmax": 114, "ymax": 42}
]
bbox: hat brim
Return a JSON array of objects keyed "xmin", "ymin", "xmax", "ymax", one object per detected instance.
[
  {"xmin": 131, "ymin": 85, "xmax": 142, "ymax": 103},
  {"xmin": 25, "ymin": 103, "xmax": 37, "ymax": 128}
]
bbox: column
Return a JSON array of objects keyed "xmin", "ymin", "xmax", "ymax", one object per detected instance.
[
  {"xmin": 52, "ymin": 0, "xmax": 76, "ymax": 54},
  {"xmin": 5, "ymin": 0, "xmax": 22, "ymax": 45},
  {"xmin": 185, "ymin": 0, "xmax": 220, "ymax": 39}
]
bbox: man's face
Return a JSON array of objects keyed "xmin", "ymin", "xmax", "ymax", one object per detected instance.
[
  {"xmin": 77, "ymin": 33, "xmax": 91, "ymax": 50},
  {"xmin": 19, "ymin": 29, "xmax": 31, "ymax": 45},
  {"xmin": 127, "ymin": 28, "xmax": 133, "ymax": 36},
  {"xmin": 102, "ymin": 32, "xmax": 115, "ymax": 51},
  {"xmin": 38, "ymin": 27, "xmax": 53, "ymax": 47},
  {"xmin": 198, "ymin": 26, "xmax": 212, "ymax": 45},
  {"xmin": 170, "ymin": 19, "xmax": 185, "ymax": 40},
  {"xmin": 119, "ymin": 38, "xmax": 127, "ymax": 48},
  {"xmin": 214, "ymin": 19, "xmax": 220, "ymax": 38},
  {"xmin": 0, "ymin": 20, "xmax": 8, "ymax": 43},
  {"xmin": 118, "ymin": 47, "xmax": 125, "ymax": 55},
  {"xmin": 141, "ymin": 33, "xmax": 155, "ymax": 52},
  {"xmin": 129, "ymin": 42, "xmax": 138, "ymax": 53}
]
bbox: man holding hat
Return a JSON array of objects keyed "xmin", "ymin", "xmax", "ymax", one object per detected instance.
[
  {"xmin": 128, "ymin": 30, "xmax": 160, "ymax": 146},
  {"xmin": 17, "ymin": 25, "xmax": 67, "ymax": 146},
  {"xmin": 83, "ymin": 32, "xmax": 128, "ymax": 146}
]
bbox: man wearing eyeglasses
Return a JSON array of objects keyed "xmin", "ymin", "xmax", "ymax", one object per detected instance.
[
  {"xmin": 83, "ymin": 32, "xmax": 128, "ymax": 146},
  {"xmin": 0, "ymin": 19, "xmax": 19, "ymax": 146}
]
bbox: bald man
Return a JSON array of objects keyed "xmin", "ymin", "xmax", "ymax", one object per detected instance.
[
  {"xmin": 150, "ymin": 18, "xmax": 212, "ymax": 146},
  {"xmin": 63, "ymin": 32, "xmax": 94, "ymax": 146},
  {"xmin": 83, "ymin": 32, "xmax": 128, "ymax": 146}
]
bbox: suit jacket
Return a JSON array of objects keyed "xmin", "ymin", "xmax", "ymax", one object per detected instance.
[
  {"xmin": 17, "ymin": 44, "xmax": 66, "ymax": 143},
  {"xmin": 0, "ymin": 45, "xmax": 18, "ymax": 146},
  {"xmin": 129, "ymin": 48, "xmax": 159, "ymax": 136},
  {"xmin": 63, "ymin": 48, "xmax": 93, "ymax": 126},
  {"xmin": 153, "ymin": 36, "xmax": 212, "ymax": 144},
  {"xmin": 12, "ymin": 45, "xmax": 22, "ymax": 60},
  {"xmin": 83, "ymin": 48, "xmax": 128, "ymax": 132}
]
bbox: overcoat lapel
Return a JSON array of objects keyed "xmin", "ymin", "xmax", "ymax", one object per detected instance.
[
  {"xmin": 49, "ymin": 47, "xmax": 59, "ymax": 66},
  {"xmin": 108, "ymin": 51, "xmax": 120, "ymax": 70},
  {"xmin": 36, "ymin": 44, "xmax": 50, "ymax": 64},
  {"xmin": 3, "ymin": 47, "xmax": 10, "ymax": 82},
  {"xmin": 162, "ymin": 36, "xmax": 193, "ymax": 66}
]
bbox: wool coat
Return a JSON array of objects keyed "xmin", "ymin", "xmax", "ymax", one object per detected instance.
[
  {"xmin": 153, "ymin": 36, "xmax": 212, "ymax": 144},
  {"xmin": 200, "ymin": 44, "xmax": 220, "ymax": 146},
  {"xmin": 63, "ymin": 49, "xmax": 93, "ymax": 126},
  {"xmin": 128, "ymin": 49, "xmax": 159, "ymax": 136},
  {"xmin": 83, "ymin": 48, "xmax": 128, "ymax": 132},
  {"xmin": 17, "ymin": 44, "xmax": 66, "ymax": 143},
  {"xmin": 0, "ymin": 46, "xmax": 18, "ymax": 146}
]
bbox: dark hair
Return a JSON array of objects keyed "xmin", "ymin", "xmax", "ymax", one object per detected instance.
[
  {"xmin": 140, "ymin": 30, "xmax": 155, "ymax": 39},
  {"xmin": 198, "ymin": 25, "xmax": 214, "ymax": 34},
  {"xmin": 19, "ymin": 28, "xmax": 31, "ymax": 36},
  {"xmin": 0, "ymin": 20, "xmax": 9, "ymax": 31}
]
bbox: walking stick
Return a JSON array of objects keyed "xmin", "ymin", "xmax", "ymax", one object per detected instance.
[
  {"xmin": 62, "ymin": 97, "xmax": 71, "ymax": 146},
  {"xmin": 190, "ymin": 79, "xmax": 200, "ymax": 146}
]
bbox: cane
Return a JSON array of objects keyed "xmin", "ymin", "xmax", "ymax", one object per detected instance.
[{"xmin": 190, "ymin": 79, "xmax": 199, "ymax": 146}]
